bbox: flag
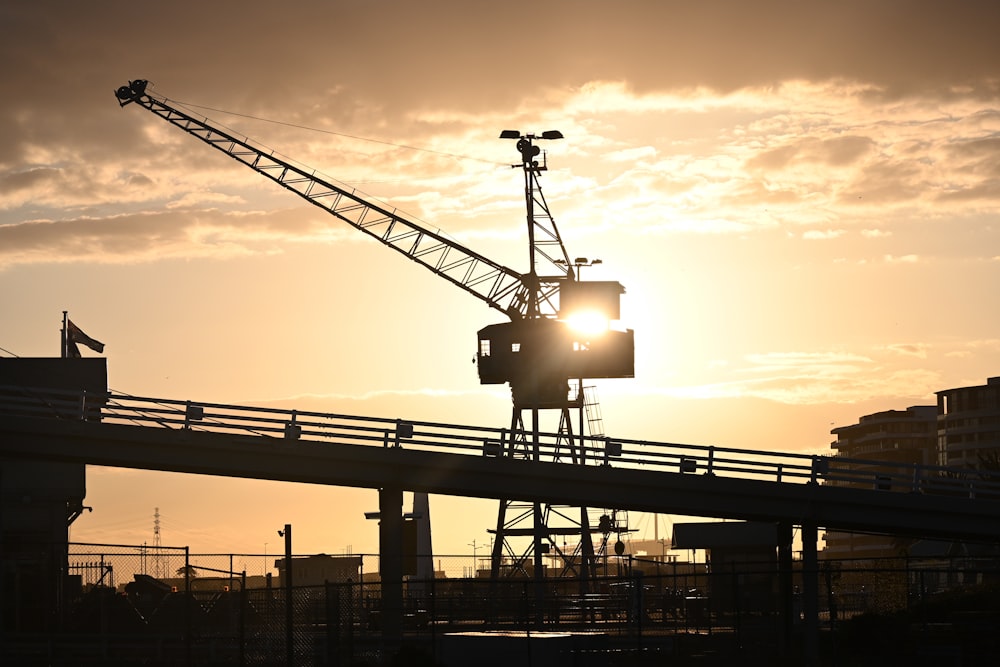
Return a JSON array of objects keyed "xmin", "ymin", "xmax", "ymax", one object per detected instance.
[{"xmin": 67, "ymin": 319, "xmax": 105, "ymax": 354}]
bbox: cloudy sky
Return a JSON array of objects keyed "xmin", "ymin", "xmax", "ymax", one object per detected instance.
[{"xmin": 2, "ymin": 1, "xmax": 999, "ymax": 558}]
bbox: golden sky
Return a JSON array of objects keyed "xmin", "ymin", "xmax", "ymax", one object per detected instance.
[{"xmin": 2, "ymin": 1, "xmax": 999, "ymax": 557}]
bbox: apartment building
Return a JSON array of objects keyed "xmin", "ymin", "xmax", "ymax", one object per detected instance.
[
  {"xmin": 936, "ymin": 376, "xmax": 1000, "ymax": 469},
  {"xmin": 822, "ymin": 405, "xmax": 937, "ymax": 559}
]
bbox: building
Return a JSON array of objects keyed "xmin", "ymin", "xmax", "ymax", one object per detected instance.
[
  {"xmin": 829, "ymin": 405, "xmax": 938, "ymax": 466},
  {"xmin": 274, "ymin": 554, "xmax": 363, "ymax": 587},
  {"xmin": 672, "ymin": 521, "xmax": 781, "ymax": 614},
  {"xmin": 1, "ymin": 357, "xmax": 107, "ymax": 634},
  {"xmin": 823, "ymin": 377, "xmax": 1000, "ymax": 560},
  {"xmin": 822, "ymin": 405, "xmax": 937, "ymax": 559},
  {"xmin": 936, "ymin": 376, "xmax": 1000, "ymax": 469}
]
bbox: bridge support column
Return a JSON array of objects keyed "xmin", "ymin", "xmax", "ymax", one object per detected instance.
[
  {"xmin": 801, "ymin": 522, "xmax": 820, "ymax": 667},
  {"xmin": 378, "ymin": 485, "xmax": 403, "ymax": 649},
  {"xmin": 778, "ymin": 521, "xmax": 794, "ymax": 655}
]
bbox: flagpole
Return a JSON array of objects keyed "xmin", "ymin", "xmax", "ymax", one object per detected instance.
[{"xmin": 61, "ymin": 311, "xmax": 68, "ymax": 359}]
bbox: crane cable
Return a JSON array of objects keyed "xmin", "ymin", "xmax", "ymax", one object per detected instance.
[
  {"xmin": 146, "ymin": 86, "xmax": 495, "ymax": 253},
  {"xmin": 162, "ymin": 98, "xmax": 509, "ymax": 167}
]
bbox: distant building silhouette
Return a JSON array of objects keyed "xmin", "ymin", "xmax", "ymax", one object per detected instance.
[
  {"xmin": 936, "ymin": 376, "xmax": 1000, "ymax": 469},
  {"xmin": 0, "ymin": 357, "xmax": 108, "ymax": 634},
  {"xmin": 274, "ymin": 554, "xmax": 362, "ymax": 587},
  {"xmin": 822, "ymin": 405, "xmax": 937, "ymax": 559},
  {"xmin": 823, "ymin": 376, "xmax": 1000, "ymax": 560}
]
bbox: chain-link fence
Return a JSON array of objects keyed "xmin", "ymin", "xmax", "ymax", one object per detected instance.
[{"xmin": 2, "ymin": 543, "xmax": 997, "ymax": 665}]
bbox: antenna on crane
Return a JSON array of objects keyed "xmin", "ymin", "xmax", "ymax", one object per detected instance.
[{"xmin": 498, "ymin": 129, "xmax": 568, "ymax": 319}]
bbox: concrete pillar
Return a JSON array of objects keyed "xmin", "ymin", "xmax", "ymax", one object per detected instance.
[
  {"xmin": 379, "ymin": 486, "xmax": 403, "ymax": 646},
  {"xmin": 778, "ymin": 521, "xmax": 794, "ymax": 654},
  {"xmin": 801, "ymin": 522, "xmax": 820, "ymax": 667}
]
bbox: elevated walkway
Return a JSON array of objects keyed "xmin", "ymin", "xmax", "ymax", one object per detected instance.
[{"xmin": 2, "ymin": 384, "xmax": 999, "ymax": 541}]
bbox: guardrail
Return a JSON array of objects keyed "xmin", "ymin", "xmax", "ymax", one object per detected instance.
[{"xmin": 3, "ymin": 383, "xmax": 999, "ymax": 499}]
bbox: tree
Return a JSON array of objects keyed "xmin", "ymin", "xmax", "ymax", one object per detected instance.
[{"xmin": 175, "ymin": 564, "xmax": 198, "ymax": 578}]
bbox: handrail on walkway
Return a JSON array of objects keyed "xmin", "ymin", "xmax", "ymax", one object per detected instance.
[{"xmin": 2, "ymin": 383, "xmax": 998, "ymax": 500}]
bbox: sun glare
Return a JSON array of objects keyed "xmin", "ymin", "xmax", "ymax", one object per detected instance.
[{"xmin": 564, "ymin": 310, "xmax": 610, "ymax": 337}]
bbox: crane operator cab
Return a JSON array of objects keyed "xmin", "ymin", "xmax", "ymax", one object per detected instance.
[{"xmin": 477, "ymin": 280, "xmax": 634, "ymax": 409}]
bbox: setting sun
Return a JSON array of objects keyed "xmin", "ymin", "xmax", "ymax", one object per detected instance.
[{"xmin": 564, "ymin": 309, "xmax": 611, "ymax": 338}]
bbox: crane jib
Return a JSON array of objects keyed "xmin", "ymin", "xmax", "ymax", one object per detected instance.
[{"xmin": 114, "ymin": 79, "xmax": 545, "ymax": 320}]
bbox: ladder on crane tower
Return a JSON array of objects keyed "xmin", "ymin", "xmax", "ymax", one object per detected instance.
[
  {"xmin": 582, "ymin": 384, "xmax": 604, "ymax": 438},
  {"xmin": 573, "ymin": 383, "xmax": 634, "ymax": 575},
  {"xmin": 549, "ymin": 382, "xmax": 604, "ymax": 463}
]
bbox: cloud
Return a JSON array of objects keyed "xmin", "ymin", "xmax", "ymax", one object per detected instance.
[
  {"xmin": 650, "ymin": 347, "xmax": 958, "ymax": 406},
  {"xmin": 885, "ymin": 343, "xmax": 930, "ymax": 359},
  {"xmin": 1, "ymin": 2, "xmax": 998, "ymax": 307},
  {"xmin": 605, "ymin": 146, "xmax": 658, "ymax": 163},
  {"xmin": 747, "ymin": 136, "xmax": 874, "ymax": 171},
  {"xmin": 165, "ymin": 191, "xmax": 246, "ymax": 209},
  {"xmin": 802, "ymin": 229, "xmax": 845, "ymax": 240},
  {"xmin": 674, "ymin": 367, "xmax": 942, "ymax": 406},
  {"xmin": 0, "ymin": 208, "xmax": 351, "ymax": 269},
  {"xmin": 742, "ymin": 351, "xmax": 873, "ymax": 374}
]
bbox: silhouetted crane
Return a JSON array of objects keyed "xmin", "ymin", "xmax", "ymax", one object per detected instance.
[{"xmin": 115, "ymin": 79, "xmax": 635, "ymax": 596}]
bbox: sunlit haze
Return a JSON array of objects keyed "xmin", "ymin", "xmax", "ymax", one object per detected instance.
[{"xmin": 2, "ymin": 1, "xmax": 999, "ymax": 558}]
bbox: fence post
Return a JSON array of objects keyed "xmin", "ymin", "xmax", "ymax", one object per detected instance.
[
  {"xmin": 633, "ymin": 564, "xmax": 644, "ymax": 643},
  {"xmin": 325, "ymin": 581, "xmax": 339, "ymax": 667},
  {"xmin": 823, "ymin": 561, "xmax": 838, "ymax": 631},
  {"xmin": 810, "ymin": 456, "xmax": 828, "ymax": 484},
  {"xmin": 732, "ymin": 561, "xmax": 742, "ymax": 650},
  {"xmin": 185, "ymin": 547, "xmax": 192, "ymax": 667},
  {"xmin": 429, "ymin": 572, "xmax": 437, "ymax": 659},
  {"xmin": 239, "ymin": 570, "xmax": 246, "ymax": 667},
  {"xmin": 283, "ymin": 524, "xmax": 293, "ymax": 667}
]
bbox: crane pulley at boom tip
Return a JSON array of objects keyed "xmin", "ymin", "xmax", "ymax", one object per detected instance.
[
  {"xmin": 115, "ymin": 79, "xmax": 148, "ymax": 106},
  {"xmin": 113, "ymin": 77, "xmax": 635, "ymax": 401}
]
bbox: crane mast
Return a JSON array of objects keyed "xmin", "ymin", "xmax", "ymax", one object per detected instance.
[{"xmin": 115, "ymin": 79, "xmax": 635, "ymax": 596}]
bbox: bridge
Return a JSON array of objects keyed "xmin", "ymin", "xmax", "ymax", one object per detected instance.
[
  {"xmin": 3, "ymin": 384, "xmax": 999, "ymax": 537},
  {"xmin": 3, "ymin": 383, "xmax": 1000, "ymax": 664}
]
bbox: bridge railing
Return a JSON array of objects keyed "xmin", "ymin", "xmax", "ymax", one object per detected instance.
[{"xmin": 3, "ymin": 384, "xmax": 999, "ymax": 499}]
